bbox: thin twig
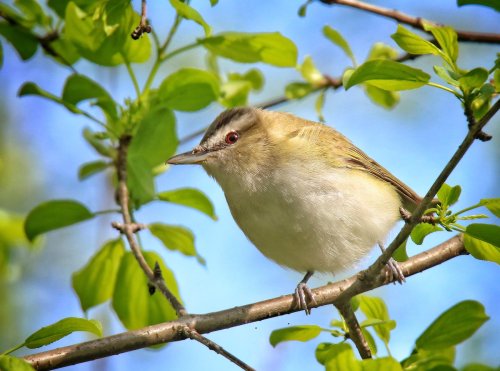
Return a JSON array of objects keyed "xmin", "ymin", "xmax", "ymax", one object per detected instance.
[
  {"xmin": 131, "ymin": 0, "xmax": 152, "ymax": 40},
  {"xmin": 320, "ymin": 0, "xmax": 500, "ymax": 44},
  {"xmin": 23, "ymin": 235, "xmax": 467, "ymax": 370},
  {"xmin": 345, "ymin": 99, "xmax": 499, "ymax": 298},
  {"xmin": 116, "ymin": 135, "xmax": 187, "ymax": 316},
  {"xmin": 336, "ymin": 301, "xmax": 372, "ymax": 359},
  {"xmin": 180, "ymin": 327, "xmax": 255, "ymax": 371}
]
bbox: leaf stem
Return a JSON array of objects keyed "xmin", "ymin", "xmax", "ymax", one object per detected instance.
[
  {"xmin": 1, "ymin": 343, "xmax": 25, "ymax": 356},
  {"xmin": 454, "ymin": 202, "xmax": 483, "ymax": 217},
  {"xmin": 427, "ymin": 82, "xmax": 461, "ymax": 97},
  {"xmin": 123, "ymin": 57, "xmax": 141, "ymax": 98}
]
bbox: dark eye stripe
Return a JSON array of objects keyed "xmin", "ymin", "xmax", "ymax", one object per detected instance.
[{"xmin": 201, "ymin": 107, "xmax": 254, "ymax": 143}]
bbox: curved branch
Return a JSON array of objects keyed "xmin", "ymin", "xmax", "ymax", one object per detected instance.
[
  {"xmin": 320, "ymin": 0, "xmax": 500, "ymax": 44},
  {"xmin": 24, "ymin": 235, "xmax": 466, "ymax": 370}
]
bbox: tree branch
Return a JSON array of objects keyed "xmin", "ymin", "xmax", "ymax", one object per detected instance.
[
  {"xmin": 115, "ymin": 135, "xmax": 187, "ymax": 316},
  {"xmin": 335, "ymin": 301, "xmax": 372, "ymax": 359},
  {"xmin": 320, "ymin": 0, "xmax": 500, "ymax": 44},
  {"xmin": 24, "ymin": 235, "xmax": 466, "ymax": 370},
  {"xmin": 115, "ymin": 136, "xmax": 252, "ymax": 370}
]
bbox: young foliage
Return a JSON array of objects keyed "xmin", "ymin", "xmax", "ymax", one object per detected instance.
[
  {"xmin": 24, "ymin": 200, "xmax": 95, "ymax": 241},
  {"xmin": 157, "ymin": 188, "xmax": 217, "ymax": 220}
]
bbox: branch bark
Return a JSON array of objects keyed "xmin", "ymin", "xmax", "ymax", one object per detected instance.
[
  {"xmin": 320, "ymin": 0, "xmax": 500, "ymax": 44},
  {"xmin": 24, "ymin": 235, "xmax": 466, "ymax": 370}
]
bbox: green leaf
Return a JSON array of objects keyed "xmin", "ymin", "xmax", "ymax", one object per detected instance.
[
  {"xmin": 358, "ymin": 295, "xmax": 395, "ymax": 345},
  {"xmin": 465, "ymin": 223, "xmax": 500, "ymax": 248},
  {"xmin": 14, "ymin": 0, "xmax": 51, "ymax": 26},
  {"xmin": 78, "ymin": 160, "xmax": 110, "ymax": 181},
  {"xmin": 479, "ymin": 198, "xmax": 500, "ymax": 217},
  {"xmin": 0, "ymin": 355, "xmax": 35, "ymax": 371},
  {"xmin": 365, "ymin": 84, "xmax": 400, "ymax": 109},
  {"xmin": 82, "ymin": 128, "xmax": 115, "ymax": 158},
  {"xmin": 361, "ymin": 328, "xmax": 377, "ymax": 356},
  {"xmin": 366, "ymin": 43, "xmax": 399, "ymax": 61},
  {"xmin": 300, "ymin": 56, "xmax": 326, "ymax": 85},
  {"xmin": 285, "ymin": 82, "xmax": 314, "ymax": 99},
  {"xmin": 159, "ymin": 68, "xmax": 220, "ymax": 112},
  {"xmin": 270, "ymin": 325, "xmax": 322, "ymax": 347},
  {"xmin": 127, "ymin": 157, "xmax": 155, "ymax": 207},
  {"xmin": 322, "ymin": 343, "xmax": 361, "ymax": 370},
  {"xmin": 457, "ymin": 0, "xmax": 500, "ymax": 11},
  {"xmin": 415, "ymin": 300, "xmax": 489, "ymax": 350},
  {"xmin": 112, "ymin": 251, "xmax": 180, "ymax": 329},
  {"xmin": 201, "ymin": 32, "xmax": 298, "ymax": 67},
  {"xmin": 463, "ymin": 234, "xmax": 500, "ymax": 265},
  {"xmin": 322, "ymin": 26, "xmax": 355, "ymax": 65},
  {"xmin": 392, "ymin": 239, "xmax": 409, "ymax": 262},
  {"xmin": 72, "ymin": 239, "xmax": 126, "ymax": 311},
  {"xmin": 65, "ymin": 2, "xmax": 151, "ymax": 66},
  {"xmin": 220, "ymin": 80, "xmax": 252, "ymax": 107},
  {"xmin": 410, "ymin": 223, "xmax": 443, "ymax": 245},
  {"xmin": 345, "ymin": 60, "xmax": 430, "ymax": 91},
  {"xmin": 437, "ymin": 184, "xmax": 461, "ymax": 206},
  {"xmin": 129, "ymin": 107, "xmax": 177, "ymax": 168},
  {"xmin": 169, "ymin": 0, "xmax": 211, "ymax": 36},
  {"xmin": 18, "ymin": 82, "xmax": 79, "ymax": 113},
  {"xmin": 315, "ymin": 89, "xmax": 327, "ymax": 122},
  {"xmin": 402, "ymin": 347, "xmax": 456, "ymax": 370},
  {"xmin": 48, "ymin": 35, "xmax": 80, "ymax": 65},
  {"xmin": 423, "ymin": 24, "xmax": 459, "ymax": 67},
  {"xmin": 24, "ymin": 317, "xmax": 102, "ymax": 348},
  {"xmin": 62, "ymin": 74, "xmax": 118, "ymax": 120},
  {"xmin": 361, "ymin": 357, "xmax": 402, "ymax": 371},
  {"xmin": 462, "ymin": 364, "xmax": 497, "ymax": 371},
  {"xmin": 24, "ymin": 200, "xmax": 94, "ymax": 241},
  {"xmin": 391, "ymin": 25, "xmax": 440, "ymax": 56},
  {"xmin": 157, "ymin": 188, "xmax": 216, "ymax": 220},
  {"xmin": 149, "ymin": 223, "xmax": 200, "ymax": 260},
  {"xmin": 0, "ymin": 23, "xmax": 38, "ymax": 60},
  {"xmin": 459, "ymin": 68, "xmax": 489, "ymax": 92},
  {"xmin": 433, "ymin": 66, "xmax": 459, "ymax": 86}
]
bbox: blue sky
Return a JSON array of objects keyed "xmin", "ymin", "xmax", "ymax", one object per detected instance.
[{"xmin": 1, "ymin": 0, "xmax": 499, "ymax": 370}]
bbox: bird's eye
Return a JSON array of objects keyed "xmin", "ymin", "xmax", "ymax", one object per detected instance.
[{"xmin": 225, "ymin": 131, "xmax": 239, "ymax": 145}]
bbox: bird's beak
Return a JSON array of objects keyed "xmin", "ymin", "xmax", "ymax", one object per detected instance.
[{"xmin": 167, "ymin": 147, "xmax": 209, "ymax": 165}]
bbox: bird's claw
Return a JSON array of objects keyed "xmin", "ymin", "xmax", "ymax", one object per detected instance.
[
  {"xmin": 385, "ymin": 257, "xmax": 406, "ymax": 284},
  {"xmin": 294, "ymin": 282, "xmax": 317, "ymax": 315}
]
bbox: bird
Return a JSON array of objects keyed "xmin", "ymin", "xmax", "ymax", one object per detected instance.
[{"xmin": 167, "ymin": 107, "xmax": 423, "ymax": 313}]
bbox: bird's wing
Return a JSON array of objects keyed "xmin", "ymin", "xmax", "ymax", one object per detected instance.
[{"xmin": 287, "ymin": 123, "xmax": 422, "ymax": 210}]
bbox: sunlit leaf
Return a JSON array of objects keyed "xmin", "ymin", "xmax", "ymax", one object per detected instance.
[
  {"xmin": 322, "ymin": 26, "xmax": 355, "ymax": 65},
  {"xmin": 457, "ymin": 0, "xmax": 500, "ymax": 11},
  {"xmin": 459, "ymin": 68, "xmax": 488, "ymax": 92},
  {"xmin": 361, "ymin": 357, "xmax": 402, "ymax": 371},
  {"xmin": 410, "ymin": 223, "xmax": 443, "ymax": 245},
  {"xmin": 157, "ymin": 188, "xmax": 216, "ymax": 220},
  {"xmin": 24, "ymin": 317, "xmax": 102, "ymax": 348},
  {"xmin": 463, "ymin": 234, "xmax": 500, "ymax": 265},
  {"xmin": 465, "ymin": 223, "xmax": 500, "ymax": 248},
  {"xmin": 169, "ymin": 0, "xmax": 211, "ymax": 36},
  {"xmin": 365, "ymin": 84, "xmax": 400, "ymax": 109},
  {"xmin": 149, "ymin": 223, "xmax": 200, "ymax": 261},
  {"xmin": 72, "ymin": 239, "xmax": 126, "ymax": 311},
  {"xmin": 437, "ymin": 184, "xmax": 461, "ymax": 206},
  {"xmin": 358, "ymin": 295, "xmax": 395, "ymax": 344},
  {"xmin": 24, "ymin": 200, "xmax": 94, "ymax": 241},
  {"xmin": 0, "ymin": 355, "xmax": 35, "ymax": 371},
  {"xmin": 479, "ymin": 198, "xmax": 500, "ymax": 217},
  {"xmin": 391, "ymin": 25, "xmax": 440, "ymax": 56},
  {"xmin": 62, "ymin": 74, "xmax": 118, "ymax": 120},
  {"xmin": 112, "ymin": 251, "xmax": 180, "ymax": 329},
  {"xmin": 285, "ymin": 82, "xmax": 314, "ymax": 99},
  {"xmin": 423, "ymin": 24, "xmax": 459, "ymax": 67},
  {"xmin": 201, "ymin": 32, "xmax": 297, "ymax": 67},
  {"xmin": 78, "ymin": 160, "xmax": 110, "ymax": 181},
  {"xmin": 270, "ymin": 325, "xmax": 322, "ymax": 347},
  {"xmin": 416, "ymin": 300, "xmax": 489, "ymax": 350},
  {"xmin": 345, "ymin": 60, "xmax": 430, "ymax": 91},
  {"xmin": 159, "ymin": 68, "xmax": 219, "ymax": 111}
]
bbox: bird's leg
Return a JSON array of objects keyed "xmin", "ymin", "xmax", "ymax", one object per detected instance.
[
  {"xmin": 378, "ymin": 242, "xmax": 406, "ymax": 284},
  {"xmin": 294, "ymin": 270, "xmax": 317, "ymax": 315}
]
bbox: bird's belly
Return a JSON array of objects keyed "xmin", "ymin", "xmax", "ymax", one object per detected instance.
[{"xmin": 224, "ymin": 168, "xmax": 401, "ymax": 273}]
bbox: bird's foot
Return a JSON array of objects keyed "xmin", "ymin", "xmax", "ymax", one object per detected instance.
[
  {"xmin": 385, "ymin": 257, "xmax": 406, "ymax": 284},
  {"xmin": 294, "ymin": 282, "xmax": 317, "ymax": 315}
]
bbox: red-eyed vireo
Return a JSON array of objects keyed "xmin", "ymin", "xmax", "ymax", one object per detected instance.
[{"xmin": 167, "ymin": 107, "xmax": 423, "ymax": 313}]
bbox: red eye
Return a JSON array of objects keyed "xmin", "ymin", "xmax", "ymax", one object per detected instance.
[{"xmin": 225, "ymin": 131, "xmax": 239, "ymax": 145}]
